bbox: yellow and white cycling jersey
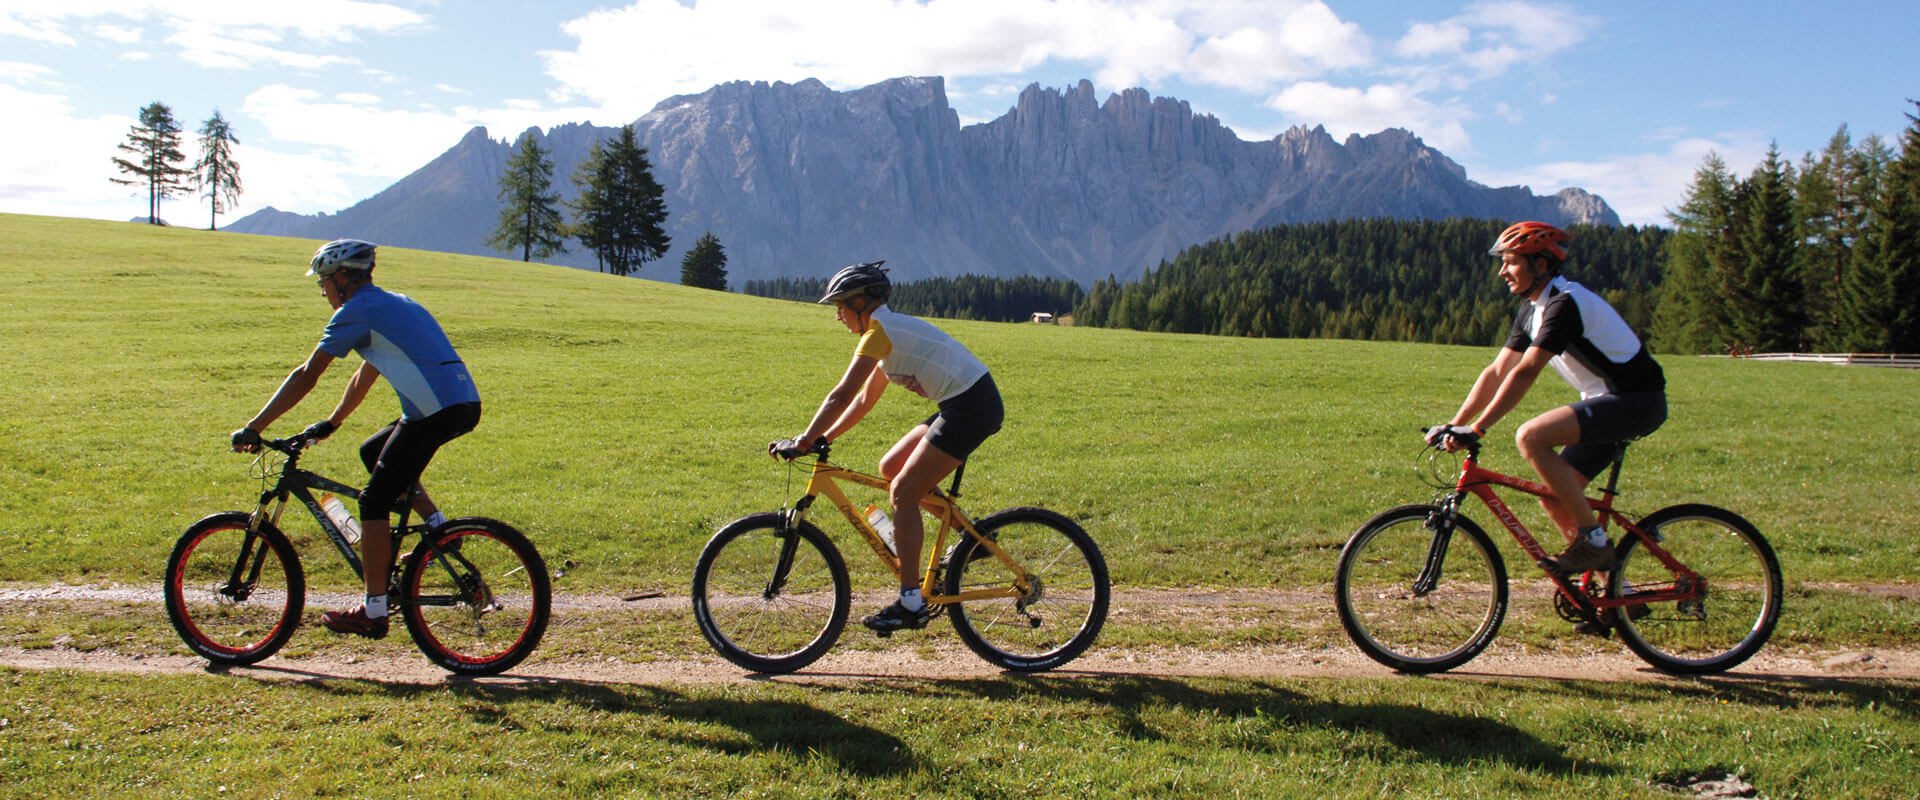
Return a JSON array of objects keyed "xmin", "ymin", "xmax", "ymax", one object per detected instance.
[{"xmin": 853, "ymin": 308, "xmax": 989, "ymax": 402}]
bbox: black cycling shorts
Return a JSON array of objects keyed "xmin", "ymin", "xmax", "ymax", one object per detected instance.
[
  {"xmin": 1561, "ymin": 391, "xmax": 1666, "ymax": 479},
  {"xmin": 921, "ymin": 373, "xmax": 1003, "ymax": 461},
  {"xmin": 357, "ymin": 402, "xmax": 481, "ymax": 519}
]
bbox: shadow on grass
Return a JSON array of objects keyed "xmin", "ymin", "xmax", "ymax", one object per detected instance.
[
  {"xmin": 221, "ymin": 666, "xmax": 915, "ymax": 777},
  {"xmin": 1464, "ymin": 669, "xmax": 1920, "ymax": 717},
  {"xmin": 906, "ymin": 674, "xmax": 1603, "ymax": 776}
]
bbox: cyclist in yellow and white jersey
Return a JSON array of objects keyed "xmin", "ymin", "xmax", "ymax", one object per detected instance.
[{"xmin": 770, "ymin": 261, "xmax": 1004, "ymax": 633}]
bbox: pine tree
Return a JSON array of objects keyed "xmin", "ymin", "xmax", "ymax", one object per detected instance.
[
  {"xmin": 568, "ymin": 125, "xmax": 670, "ymax": 276},
  {"xmin": 1731, "ymin": 144, "xmax": 1804, "ymax": 351},
  {"xmin": 1652, "ymin": 154, "xmax": 1737, "ymax": 353},
  {"xmin": 192, "ymin": 109, "xmax": 242, "ymax": 231},
  {"xmin": 1841, "ymin": 103, "xmax": 1920, "ymax": 351},
  {"xmin": 679, "ymin": 232, "xmax": 728, "ymax": 290},
  {"xmin": 487, "ymin": 131, "xmax": 568, "ymax": 262},
  {"xmin": 110, "ymin": 101, "xmax": 191, "ymax": 225}
]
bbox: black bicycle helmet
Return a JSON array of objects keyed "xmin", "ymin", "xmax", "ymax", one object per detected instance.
[
  {"xmin": 308, "ymin": 239, "xmax": 377, "ymax": 277},
  {"xmin": 818, "ymin": 260, "xmax": 890, "ymax": 304}
]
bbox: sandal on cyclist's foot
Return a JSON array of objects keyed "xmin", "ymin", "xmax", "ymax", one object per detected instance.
[
  {"xmin": 862, "ymin": 600, "xmax": 931, "ymax": 633},
  {"xmin": 1545, "ymin": 539, "xmax": 1617, "ymax": 575},
  {"xmin": 321, "ymin": 605, "xmax": 390, "ymax": 639}
]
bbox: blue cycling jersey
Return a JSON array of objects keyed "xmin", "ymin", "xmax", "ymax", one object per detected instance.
[{"xmin": 317, "ymin": 285, "xmax": 479, "ymax": 420}]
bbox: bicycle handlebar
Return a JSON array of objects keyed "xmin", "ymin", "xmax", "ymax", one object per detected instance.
[
  {"xmin": 263, "ymin": 433, "xmax": 318, "ymax": 456},
  {"xmin": 1422, "ymin": 426, "xmax": 1482, "ymax": 459}
]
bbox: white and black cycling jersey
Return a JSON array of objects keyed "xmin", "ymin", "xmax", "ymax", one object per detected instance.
[{"xmin": 1505, "ymin": 276, "xmax": 1665, "ymax": 399}]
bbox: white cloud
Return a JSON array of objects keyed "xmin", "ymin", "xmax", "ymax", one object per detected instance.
[
  {"xmin": 1396, "ymin": 20, "xmax": 1469, "ymax": 58},
  {"xmin": 540, "ymin": 0, "xmax": 1375, "ymax": 119},
  {"xmin": 1471, "ymin": 133, "xmax": 1774, "ymax": 226},
  {"xmin": 1416, "ymin": 1, "xmax": 1594, "ymax": 78},
  {"xmin": 89, "ymin": 22, "xmax": 141, "ymax": 44},
  {"xmin": 0, "ymin": 60, "xmax": 55, "ymax": 83},
  {"xmin": 1185, "ymin": 1, "xmax": 1371, "ymax": 92},
  {"xmin": 1, "ymin": 1, "xmax": 426, "ymax": 69},
  {"xmin": 165, "ymin": 26, "xmax": 355, "ymax": 70},
  {"xmin": 1267, "ymin": 80, "xmax": 1471, "ymax": 152},
  {"xmin": 0, "ymin": 82, "xmax": 144, "ymax": 220},
  {"xmin": 241, "ymin": 84, "xmax": 473, "ymax": 177}
]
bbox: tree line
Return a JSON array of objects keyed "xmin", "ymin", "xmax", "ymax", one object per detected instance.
[
  {"xmin": 1071, "ymin": 218, "xmax": 1667, "ymax": 346},
  {"xmin": 742, "ymin": 273, "xmax": 1085, "ymax": 323},
  {"xmin": 1652, "ymin": 102, "xmax": 1920, "ymax": 354},
  {"xmin": 110, "ymin": 101, "xmax": 242, "ymax": 230}
]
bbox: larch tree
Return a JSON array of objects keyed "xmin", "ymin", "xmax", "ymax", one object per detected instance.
[
  {"xmin": 487, "ymin": 131, "xmax": 569, "ymax": 262},
  {"xmin": 110, "ymin": 101, "xmax": 191, "ymax": 225},
  {"xmin": 193, "ymin": 109, "xmax": 243, "ymax": 231}
]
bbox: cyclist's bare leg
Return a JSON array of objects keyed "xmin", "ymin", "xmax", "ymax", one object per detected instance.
[
  {"xmin": 361, "ymin": 519, "xmax": 393, "ymax": 596},
  {"xmin": 1514, "ymin": 406, "xmax": 1597, "ymax": 537},
  {"xmin": 407, "ymin": 482, "xmax": 441, "ymax": 520},
  {"xmin": 885, "ymin": 432, "xmax": 962, "ymax": 592},
  {"xmin": 878, "ymin": 423, "xmax": 931, "ymax": 481}
]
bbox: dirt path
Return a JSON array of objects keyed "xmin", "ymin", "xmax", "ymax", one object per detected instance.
[{"xmin": 3, "ymin": 584, "xmax": 1916, "ymax": 686}]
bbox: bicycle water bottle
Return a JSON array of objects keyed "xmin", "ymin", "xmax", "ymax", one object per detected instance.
[
  {"xmin": 864, "ymin": 505, "xmax": 896, "ymax": 554},
  {"xmin": 320, "ymin": 493, "xmax": 363, "ymax": 544}
]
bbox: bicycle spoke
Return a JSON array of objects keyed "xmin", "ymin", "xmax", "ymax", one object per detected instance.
[
  {"xmin": 1336, "ymin": 506, "xmax": 1506, "ymax": 673},
  {"xmin": 944, "ymin": 509, "xmax": 1109, "ymax": 672},
  {"xmin": 692, "ymin": 515, "xmax": 849, "ymax": 674}
]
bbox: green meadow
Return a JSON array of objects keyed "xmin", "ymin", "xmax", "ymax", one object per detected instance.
[
  {"xmin": 4, "ymin": 213, "xmax": 1916, "ymax": 593},
  {"xmin": 2, "ymin": 213, "xmax": 1916, "ymax": 797}
]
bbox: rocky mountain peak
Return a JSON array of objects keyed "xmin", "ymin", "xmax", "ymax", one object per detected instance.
[{"xmin": 229, "ymin": 76, "xmax": 1621, "ymax": 284}]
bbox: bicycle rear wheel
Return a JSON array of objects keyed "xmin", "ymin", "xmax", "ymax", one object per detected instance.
[
  {"xmin": 164, "ymin": 512, "xmax": 305, "ymax": 666},
  {"xmin": 1610, "ymin": 504, "xmax": 1781, "ymax": 675},
  {"xmin": 1335, "ymin": 505, "xmax": 1508, "ymax": 674},
  {"xmin": 398, "ymin": 517, "xmax": 550, "ymax": 676},
  {"xmin": 692, "ymin": 512, "xmax": 850, "ymax": 674},
  {"xmin": 943, "ymin": 508, "xmax": 1109, "ymax": 672}
]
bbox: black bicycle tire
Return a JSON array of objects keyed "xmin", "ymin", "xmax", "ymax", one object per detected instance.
[
  {"xmin": 1609, "ymin": 503, "xmax": 1782, "ymax": 675},
  {"xmin": 691, "ymin": 512, "xmax": 850, "ymax": 674},
  {"xmin": 164, "ymin": 511, "xmax": 306, "ymax": 666},
  {"xmin": 398, "ymin": 517, "xmax": 551, "ymax": 676},
  {"xmin": 942, "ymin": 507, "xmax": 1110, "ymax": 672},
  {"xmin": 1334, "ymin": 504, "xmax": 1508, "ymax": 674}
]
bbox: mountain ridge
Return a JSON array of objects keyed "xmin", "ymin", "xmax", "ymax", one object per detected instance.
[{"xmin": 229, "ymin": 76, "xmax": 1619, "ymax": 285}]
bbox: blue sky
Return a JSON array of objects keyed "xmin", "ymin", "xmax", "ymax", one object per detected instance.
[{"xmin": 2, "ymin": 0, "xmax": 1914, "ymax": 228}]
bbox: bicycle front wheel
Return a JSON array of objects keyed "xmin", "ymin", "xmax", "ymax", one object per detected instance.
[
  {"xmin": 164, "ymin": 512, "xmax": 305, "ymax": 666},
  {"xmin": 1335, "ymin": 505, "xmax": 1508, "ymax": 674},
  {"xmin": 943, "ymin": 507, "xmax": 1110, "ymax": 672},
  {"xmin": 1610, "ymin": 504, "xmax": 1781, "ymax": 675},
  {"xmin": 691, "ymin": 512, "xmax": 850, "ymax": 674},
  {"xmin": 398, "ymin": 518, "xmax": 551, "ymax": 676}
]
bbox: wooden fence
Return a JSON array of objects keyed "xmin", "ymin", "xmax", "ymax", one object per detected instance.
[{"xmin": 1729, "ymin": 353, "xmax": 1920, "ymax": 368}]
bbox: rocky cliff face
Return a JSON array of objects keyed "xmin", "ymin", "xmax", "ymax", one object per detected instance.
[{"xmin": 230, "ymin": 76, "xmax": 1619, "ymax": 284}]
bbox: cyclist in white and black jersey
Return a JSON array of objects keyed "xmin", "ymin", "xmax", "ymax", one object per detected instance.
[
  {"xmin": 770, "ymin": 261, "xmax": 1004, "ymax": 633},
  {"xmin": 1429, "ymin": 221, "xmax": 1667, "ymax": 576}
]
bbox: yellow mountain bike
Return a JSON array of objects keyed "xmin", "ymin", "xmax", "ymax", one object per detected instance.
[{"xmin": 692, "ymin": 441, "xmax": 1110, "ymax": 673}]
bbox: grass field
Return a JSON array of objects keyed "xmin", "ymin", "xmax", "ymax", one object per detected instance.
[
  {"xmin": 3, "ymin": 213, "xmax": 1916, "ymax": 595},
  {"xmin": 2, "ymin": 213, "xmax": 1916, "ymax": 797}
]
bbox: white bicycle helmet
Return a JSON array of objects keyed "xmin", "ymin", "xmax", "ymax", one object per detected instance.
[{"xmin": 308, "ymin": 239, "xmax": 377, "ymax": 277}]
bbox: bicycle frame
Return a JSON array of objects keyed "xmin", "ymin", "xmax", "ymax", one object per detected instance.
[
  {"xmin": 246, "ymin": 438, "xmax": 418, "ymax": 584},
  {"xmin": 1436, "ymin": 445, "xmax": 1705, "ymax": 625},
  {"xmin": 784, "ymin": 452, "xmax": 1030, "ymax": 607}
]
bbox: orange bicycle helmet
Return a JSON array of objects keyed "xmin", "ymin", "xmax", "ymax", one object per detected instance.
[{"xmin": 1488, "ymin": 221, "xmax": 1569, "ymax": 261}]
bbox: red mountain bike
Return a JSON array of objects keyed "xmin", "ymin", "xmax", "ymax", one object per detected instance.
[{"xmin": 1335, "ymin": 435, "xmax": 1781, "ymax": 675}]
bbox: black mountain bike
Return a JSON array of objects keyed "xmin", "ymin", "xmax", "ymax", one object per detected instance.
[{"xmin": 164, "ymin": 433, "xmax": 550, "ymax": 676}]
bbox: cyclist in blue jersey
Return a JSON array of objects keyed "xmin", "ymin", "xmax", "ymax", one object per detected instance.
[
  {"xmin": 1429, "ymin": 221, "xmax": 1667, "ymax": 577},
  {"xmin": 770, "ymin": 261, "xmax": 1005, "ymax": 633},
  {"xmin": 231, "ymin": 239, "xmax": 482, "ymax": 639}
]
